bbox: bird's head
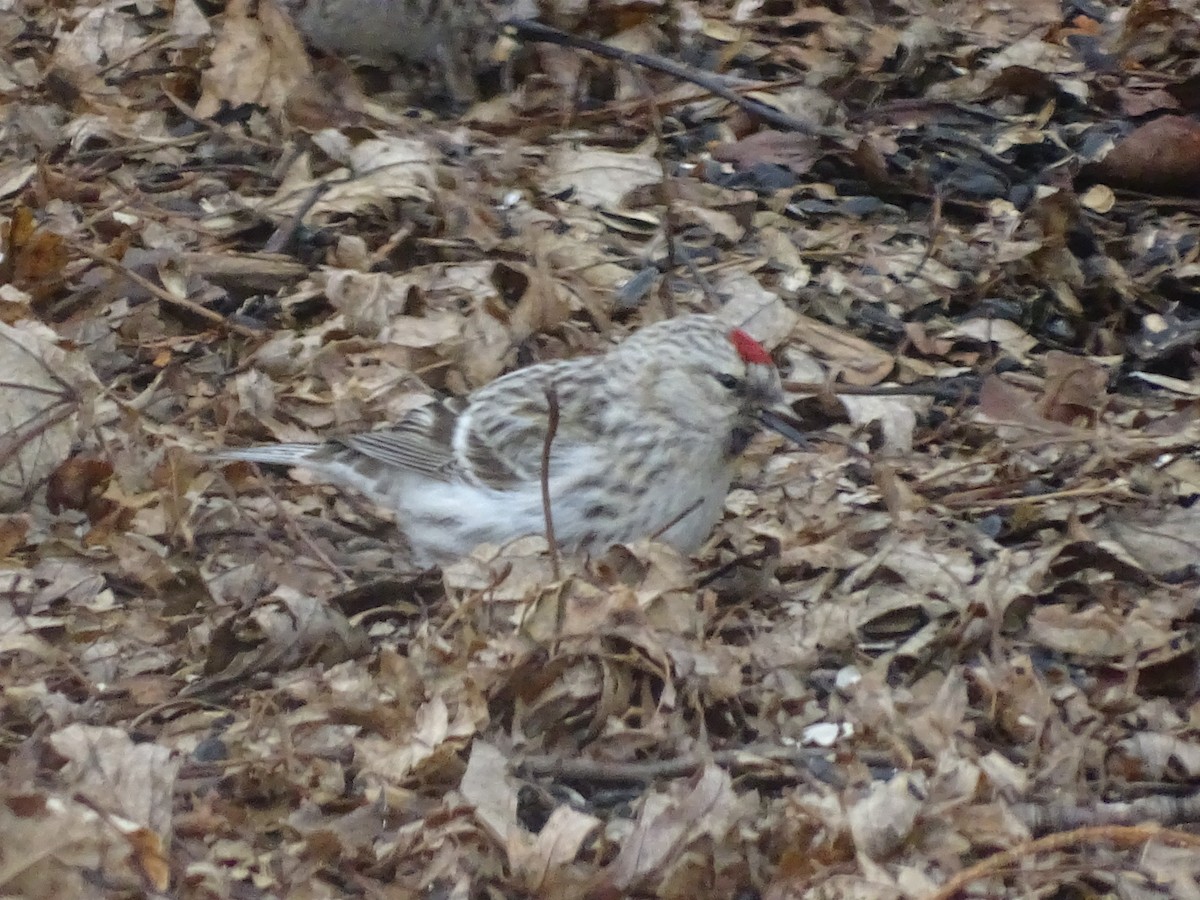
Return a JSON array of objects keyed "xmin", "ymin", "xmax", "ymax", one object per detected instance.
[{"xmin": 612, "ymin": 315, "xmax": 805, "ymax": 458}]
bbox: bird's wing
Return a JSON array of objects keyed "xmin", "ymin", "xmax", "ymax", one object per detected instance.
[
  {"xmin": 459, "ymin": 406, "xmax": 544, "ymax": 490},
  {"xmin": 335, "ymin": 399, "xmax": 463, "ymax": 481},
  {"xmin": 336, "ymin": 360, "xmax": 598, "ymax": 492},
  {"xmin": 456, "ymin": 361, "xmax": 604, "ymax": 491}
]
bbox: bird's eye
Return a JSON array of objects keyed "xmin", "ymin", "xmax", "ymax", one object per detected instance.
[{"xmin": 714, "ymin": 373, "xmax": 740, "ymax": 390}]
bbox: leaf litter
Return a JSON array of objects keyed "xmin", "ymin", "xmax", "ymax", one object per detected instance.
[{"xmin": 4, "ymin": 0, "xmax": 1200, "ymax": 896}]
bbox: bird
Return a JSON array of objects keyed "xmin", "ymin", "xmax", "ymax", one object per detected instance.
[
  {"xmin": 213, "ymin": 314, "xmax": 805, "ymax": 567},
  {"xmin": 282, "ymin": 0, "xmax": 507, "ymax": 103}
]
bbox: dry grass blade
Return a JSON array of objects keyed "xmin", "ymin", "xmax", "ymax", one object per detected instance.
[{"xmin": 541, "ymin": 385, "xmax": 561, "ymax": 582}]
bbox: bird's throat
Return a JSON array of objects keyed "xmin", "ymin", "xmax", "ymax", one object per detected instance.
[{"xmin": 728, "ymin": 425, "xmax": 755, "ymax": 457}]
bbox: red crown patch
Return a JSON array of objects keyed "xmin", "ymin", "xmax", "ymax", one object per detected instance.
[{"xmin": 729, "ymin": 329, "xmax": 772, "ymax": 365}]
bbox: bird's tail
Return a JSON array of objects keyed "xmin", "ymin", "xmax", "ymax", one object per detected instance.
[{"xmin": 209, "ymin": 443, "xmax": 321, "ymax": 466}]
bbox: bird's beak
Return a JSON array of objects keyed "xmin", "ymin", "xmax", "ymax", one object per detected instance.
[{"xmin": 759, "ymin": 407, "xmax": 809, "ymax": 447}]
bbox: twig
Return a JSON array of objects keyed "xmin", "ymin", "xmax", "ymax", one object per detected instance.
[
  {"xmin": 94, "ymin": 30, "xmax": 173, "ymax": 78},
  {"xmin": 64, "ymin": 132, "xmax": 208, "ymax": 161},
  {"xmin": 650, "ymin": 497, "xmax": 703, "ymax": 543},
  {"xmin": 783, "ymin": 378, "xmax": 980, "ymax": 400},
  {"xmin": 0, "ymin": 401, "xmax": 77, "ymax": 506},
  {"xmin": 0, "ymin": 330, "xmax": 85, "ymax": 504},
  {"xmin": 925, "ymin": 824, "xmax": 1200, "ymax": 900},
  {"xmin": 507, "ymin": 19, "xmax": 842, "ymax": 139},
  {"xmin": 263, "ymin": 180, "xmax": 329, "ymax": 253},
  {"xmin": 74, "ymin": 245, "xmax": 261, "ymax": 338},
  {"xmin": 696, "ymin": 541, "xmax": 777, "ymax": 589},
  {"xmin": 1014, "ymin": 793, "xmax": 1200, "ymax": 834},
  {"xmin": 251, "ymin": 465, "xmax": 352, "ymax": 583},
  {"xmin": 211, "ymin": 457, "xmax": 351, "ymax": 582},
  {"xmin": 541, "ymin": 385, "xmax": 561, "ymax": 581},
  {"xmin": 680, "ymin": 251, "xmax": 722, "ymax": 307},
  {"xmin": 633, "ymin": 67, "xmax": 677, "ymax": 317},
  {"xmin": 903, "ymin": 188, "xmax": 943, "ymax": 286},
  {"xmin": 516, "ymin": 742, "xmax": 894, "ymax": 784},
  {"xmin": 936, "ymin": 484, "xmax": 1128, "ymax": 510},
  {"xmin": 517, "ymin": 744, "xmax": 828, "ymax": 783},
  {"xmin": 160, "ymin": 89, "xmax": 274, "ymax": 150}
]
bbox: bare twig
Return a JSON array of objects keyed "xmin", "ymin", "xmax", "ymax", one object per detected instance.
[
  {"xmin": 65, "ymin": 133, "xmax": 208, "ymax": 160},
  {"xmin": 94, "ymin": 30, "xmax": 174, "ymax": 78},
  {"xmin": 1014, "ymin": 793, "xmax": 1200, "ymax": 834},
  {"xmin": 679, "ymin": 252, "xmax": 722, "ymax": 308},
  {"xmin": 696, "ymin": 540, "xmax": 777, "ymax": 589},
  {"xmin": 783, "ymin": 378, "xmax": 979, "ymax": 400},
  {"xmin": 936, "ymin": 484, "xmax": 1132, "ymax": 510},
  {"xmin": 263, "ymin": 180, "xmax": 329, "ymax": 254},
  {"xmin": 903, "ymin": 188, "xmax": 943, "ymax": 286},
  {"xmin": 211, "ymin": 459, "xmax": 351, "ymax": 582},
  {"xmin": 516, "ymin": 742, "xmax": 893, "ymax": 783},
  {"xmin": 160, "ymin": 90, "xmax": 273, "ymax": 150},
  {"xmin": 507, "ymin": 19, "xmax": 842, "ymax": 139},
  {"xmin": 925, "ymin": 824, "xmax": 1200, "ymax": 900},
  {"xmin": 541, "ymin": 385, "xmax": 561, "ymax": 581},
  {"xmin": 650, "ymin": 496, "xmax": 703, "ymax": 544},
  {"xmin": 73, "ymin": 245, "xmax": 261, "ymax": 338},
  {"xmin": 251, "ymin": 465, "xmax": 352, "ymax": 582},
  {"xmin": 633, "ymin": 67, "xmax": 677, "ymax": 317}
]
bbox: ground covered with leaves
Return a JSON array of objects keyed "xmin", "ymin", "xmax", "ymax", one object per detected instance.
[{"xmin": 4, "ymin": 0, "xmax": 1200, "ymax": 896}]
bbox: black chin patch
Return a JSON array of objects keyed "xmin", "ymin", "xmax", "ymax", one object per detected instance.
[{"xmin": 729, "ymin": 426, "xmax": 755, "ymax": 456}]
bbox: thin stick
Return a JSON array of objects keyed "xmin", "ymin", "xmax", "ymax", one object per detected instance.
[
  {"xmin": 937, "ymin": 485, "xmax": 1128, "ymax": 509},
  {"xmin": 925, "ymin": 824, "xmax": 1200, "ymax": 900},
  {"xmin": 507, "ymin": 19, "xmax": 841, "ymax": 139},
  {"xmin": 541, "ymin": 386, "xmax": 561, "ymax": 580},
  {"xmin": 650, "ymin": 496, "xmax": 702, "ymax": 543},
  {"xmin": 783, "ymin": 378, "xmax": 979, "ymax": 399},
  {"xmin": 263, "ymin": 180, "xmax": 329, "ymax": 254},
  {"xmin": 516, "ymin": 743, "xmax": 894, "ymax": 783},
  {"xmin": 633, "ymin": 67, "xmax": 678, "ymax": 317},
  {"xmin": 696, "ymin": 541, "xmax": 776, "ymax": 589},
  {"xmin": 903, "ymin": 187, "xmax": 944, "ymax": 286},
  {"xmin": 74, "ymin": 246, "xmax": 260, "ymax": 338},
  {"xmin": 252, "ymin": 465, "xmax": 351, "ymax": 582},
  {"xmin": 94, "ymin": 30, "xmax": 173, "ymax": 78}
]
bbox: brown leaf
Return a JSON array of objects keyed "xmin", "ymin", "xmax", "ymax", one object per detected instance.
[
  {"xmin": 709, "ymin": 130, "xmax": 821, "ymax": 176},
  {"xmin": 1039, "ymin": 350, "xmax": 1109, "ymax": 424},
  {"xmin": 0, "ymin": 515, "xmax": 28, "ymax": 557},
  {"xmin": 0, "ymin": 205, "xmax": 69, "ymax": 304},
  {"xmin": 1088, "ymin": 116, "xmax": 1200, "ymax": 196},
  {"xmin": 45, "ymin": 456, "xmax": 113, "ymax": 515}
]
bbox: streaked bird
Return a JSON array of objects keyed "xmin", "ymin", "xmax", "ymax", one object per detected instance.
[{"xmin": 214, "ymin": 314, "xmax": 804, "ymax": 566}]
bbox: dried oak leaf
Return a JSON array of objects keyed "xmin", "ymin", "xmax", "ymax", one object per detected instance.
[{"xmin": 1085, "ymin": 116, "xmax": 1200, "ymax": 196}]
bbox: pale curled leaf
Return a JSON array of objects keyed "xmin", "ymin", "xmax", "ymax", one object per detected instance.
[
  {"xmin": 196, "ymin": 0, "xmax": 311, "ymax": 117},
  {"xmin": 48, "ymin": 724, "xmax": 180, "ymax": 842},
  {"xmin": 847, "ymin": 772, "xmax": 926, "ymax": 861},
  {"xmin": 461, "ymin": 740, "xmax": 518, "ymax": 843},
  {"xmin": 0, "ymin": 321, "xmax": 97, "ymax": 510},
  {"xmin": 543, "ymin": 144, "xmax": 663, "ymax": 209},
  {"xmin": 607, "ymin": 765, "xmax": 736, "ymax": 890}
]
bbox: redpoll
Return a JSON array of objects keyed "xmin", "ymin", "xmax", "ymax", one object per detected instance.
[
  {"xmin": 283, "ymin": 0, "xmax": 501, "ymax": 102},
  {"xmin": 214, "ymin": 314, "xmax": 803, "ymax": 567}
]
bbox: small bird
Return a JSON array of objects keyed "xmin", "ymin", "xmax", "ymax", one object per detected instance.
[
  {"xmin": 283, "ymin": 0, "xmax": 506, "ymax": 103},
  {"xmin": 214, "ymin": 315, "xmax": 804, "ymax": 567}
]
